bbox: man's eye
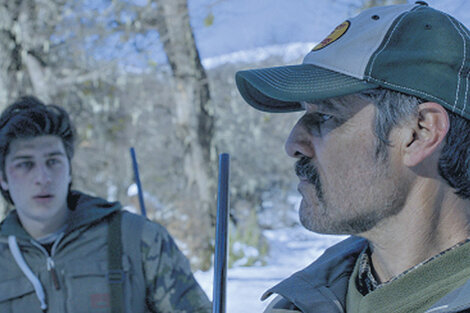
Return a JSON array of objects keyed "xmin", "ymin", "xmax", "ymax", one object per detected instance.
[
  {"xmin": 47, "ymin": 159, "xmax": 60, "ymax": 166},
  {"xmin": 317, "ymin": 113, "xmax": 333, "ymax": 123},
  {"xmin": 16, "ymin": 161, "xmax": 34, "ymax": 169},
  {"xmin": 304, "ymin": 113, "xmax": 334, "ymax": 124}
]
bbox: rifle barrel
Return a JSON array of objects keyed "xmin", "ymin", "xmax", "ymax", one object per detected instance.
[
  {"xmin": 130, "ymin": 147, "xmax": 147, "ymax": 217},
  {"xmin": 212, "ymin": 153, "xmax": 230, "ymax": 313}
]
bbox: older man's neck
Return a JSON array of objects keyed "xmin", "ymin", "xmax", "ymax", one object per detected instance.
[{"xmin": 361, "ymin": 184, "xmax": 470, "ymax": 284}]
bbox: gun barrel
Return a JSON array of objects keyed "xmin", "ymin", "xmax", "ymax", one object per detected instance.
[
  {"xmin": 212, "ymin": 153, "xmax": 230, "ymax": 313},
  {"xmin": 130, "ymin": 147, "xmax": 147, "ymax": 217}
]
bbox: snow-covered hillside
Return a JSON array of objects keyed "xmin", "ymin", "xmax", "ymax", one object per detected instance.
[{"xmin": 195, "ymin": 224, "xmax": 346, "ymax": 312}]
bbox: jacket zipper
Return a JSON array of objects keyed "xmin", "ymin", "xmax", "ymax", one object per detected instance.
[
  {"xmin": 31, "ymin": 232, "xmax": 65, "ymax": 291},
  {"xmin": 46, "ymin": 257, "xmax": 60, "ymax": 290}
]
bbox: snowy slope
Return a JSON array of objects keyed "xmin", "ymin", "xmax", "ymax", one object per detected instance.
[{"xmin": 195, "ymin": 226, "xmax": 346, "ymax": 312}]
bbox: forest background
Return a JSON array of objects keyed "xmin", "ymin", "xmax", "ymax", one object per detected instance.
[{"xmin": 0, "ymin": 0, "xmax": 467, "ymax": 271}]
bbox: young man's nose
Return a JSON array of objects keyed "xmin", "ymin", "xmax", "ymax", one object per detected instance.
[
  {"xmin": 285, "ymin": 117, "xmax": 315, "ymax": 159},
  {"xmin": 35, "ymin": 164, "xmax": 52, "ymax": 185}
]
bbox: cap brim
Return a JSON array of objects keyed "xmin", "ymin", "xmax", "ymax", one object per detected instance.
[{"xmin": 236, "ymin": 64, "xmax": 378, "ymax": 113}]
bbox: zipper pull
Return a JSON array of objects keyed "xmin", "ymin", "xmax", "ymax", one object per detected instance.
[{"xmin": 47, "ymin": 257, "xmax": 61, "ymax": 290}]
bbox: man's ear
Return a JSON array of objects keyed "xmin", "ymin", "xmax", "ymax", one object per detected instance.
[
  {"xmin": 0, "ymin": 172, "xmax": 8, "ymax": 191},
  {"xmin": 403, "ymin": 102, "xmax": 449, "ymax": 167}
]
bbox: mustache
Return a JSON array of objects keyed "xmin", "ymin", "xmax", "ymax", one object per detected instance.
[
  {"xmin": 295, "ymin": 157, "xmax": 324, "ymax": 201},
  {"xmin": 295, "ymin": 157, "xmax": 318, "ymax": 182}
]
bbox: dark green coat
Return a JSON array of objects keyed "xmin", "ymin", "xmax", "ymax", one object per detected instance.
[{"xmin": 262, "ymin": 236, "xmax": 470, "ymax": 313}]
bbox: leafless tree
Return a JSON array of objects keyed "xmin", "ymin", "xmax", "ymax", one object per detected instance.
[{"xmin": 152, "ymin": 0, "xmax": 216, "ymax": 269}]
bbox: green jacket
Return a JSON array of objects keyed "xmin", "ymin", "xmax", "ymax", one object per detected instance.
[
  {"xmin": 0, "ymin": 190, "xmax": 211, "ymax": 313},
  {"xmin": 262, "ymin": 236, "xmax": 470, "ymax": 313}
]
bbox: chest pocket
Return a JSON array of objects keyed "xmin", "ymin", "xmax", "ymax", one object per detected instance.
[
  {"xmin": 63, "ymin": 256, "xmax": 132, "ymax": 313},
  {"xmin": 0, "ymin": 276, "xmax": 42, "ymax": 313}
]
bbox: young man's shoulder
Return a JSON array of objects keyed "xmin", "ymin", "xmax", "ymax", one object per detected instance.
[
  {"xmin": 117, "ymin": 211, "xmax": 211, "ymax": 312},
  {"xmin": 118, "ymin": 210, "xmax": 176, "ymax": 248},
  {"xmin": 117, "ymin": 210, "xmax": 194, "ymax": 276}
]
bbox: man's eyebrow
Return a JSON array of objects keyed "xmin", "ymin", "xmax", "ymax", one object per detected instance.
[
  {"xmin": 301, "ymin": 100, "xmax": 344, "ymax": 114},
  {"xmin": 11, "ymin": 155, "xmax": 33, "ymax": 161},
  {"xmin": 11, "ymin": 151, "xmax": 66, "ymax": 160},
  {"xmin": 45, "ymin": 151, "xmax": 66, "ymax": 157}
]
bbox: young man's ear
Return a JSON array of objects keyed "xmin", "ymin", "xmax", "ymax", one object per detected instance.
[
  {"xmin": 0, "ymin": 172, "xmax": 8, "ymax": 191},
  {"xmin": 402, "ymin": 102, "xmax": 449, "ymax": 167}
]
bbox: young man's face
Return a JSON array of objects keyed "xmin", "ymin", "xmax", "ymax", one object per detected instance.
[
  {"xmin": 285, "ymin": 95, "xmax": 412, "ymax": 235},
  {"xmin": 0, "ymin": 135, "xmax": 71, "ymax": 227}
]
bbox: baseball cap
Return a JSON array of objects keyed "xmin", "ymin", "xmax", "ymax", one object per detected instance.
[{"xmin": 235, "ymin": 2, "xmax": 470, "ymax": 119}]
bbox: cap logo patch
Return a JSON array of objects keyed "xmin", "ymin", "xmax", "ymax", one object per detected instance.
[{"xmin": 312, "ymin": 21, "xmax": 350, "ymax": 51}]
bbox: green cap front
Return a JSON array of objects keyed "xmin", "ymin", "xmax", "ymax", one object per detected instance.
[{"xmin": 236, "ymin": 2, "xmax": 470, "ymax": 120}]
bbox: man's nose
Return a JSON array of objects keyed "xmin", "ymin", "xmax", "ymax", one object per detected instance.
[
  {"xmin": 35, "ymin": 164, "xmax": 52, "ymax": 185},
  {"xmin": 285, "ymin": 117, "xmax": 315, "ymax": 159}
]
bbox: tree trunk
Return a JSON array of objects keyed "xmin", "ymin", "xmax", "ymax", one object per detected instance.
[
  {"xmin": 154, "ymin": 0, "xmax": 216, "ymax": 270},
  {"xmin": 0, "ymin": 0, "xmax": 62, "ymax": 217},
  {"xmin": 0, "ymin": 1, "xmax": 61, "ymax": 109}
]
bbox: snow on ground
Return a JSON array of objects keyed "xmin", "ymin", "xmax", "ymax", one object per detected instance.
[{"xmin": 195, "ymin": 226, "xmax": 347, "ymax": 312}]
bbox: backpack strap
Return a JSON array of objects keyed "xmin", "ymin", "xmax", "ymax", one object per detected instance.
[
  {"xmin": 107, "ymin": 210, "xmax": 147, "ymax": 313},
  {"xmin": 120, "ymin": 211, "xmax": 146, "ymax": 312},
  {"xmin": 107, "ymin": 211, "xmax": 124, "ymax": 313}
]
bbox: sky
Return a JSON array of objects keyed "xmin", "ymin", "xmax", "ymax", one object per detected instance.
[
  {"xmin": 189, "ymin": 0, "xmax": 470, "ymax": 61},
  {"xmin": 190, "ymin": 0, "xmax": 363, "ymax": 59},
  {"xmin": 110, "ymin": 0, "xmax": 470, "ymax": 70}
]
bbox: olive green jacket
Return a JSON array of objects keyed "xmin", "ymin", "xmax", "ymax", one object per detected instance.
[
  {"xmin": 262, "ymin": 236, "xmax": 470, "ymax": 313},
  {"xmin": 0, "ymin": 190, "xmax": 211, "ymax": 313}
]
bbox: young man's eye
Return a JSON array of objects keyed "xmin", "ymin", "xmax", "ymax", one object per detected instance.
[
  {"xmin": 15, "ymin": 161, "xmax": 34, "ymax": 170},
  {"xmin": 46, "ymin": 158, "xmax": 60, "ymax": 167}
]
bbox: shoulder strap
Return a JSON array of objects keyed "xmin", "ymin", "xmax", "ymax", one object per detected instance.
[
  {"xmin": 107, "ymin": 211, "xmax": 124, "ymax": 313},
  {"xmin": 121, "ymin": 212, "xmax": 145, "ymax": 273},
  {"xmin": 120, "ymin": 211, "xmax": 146, "ymax": 312}
]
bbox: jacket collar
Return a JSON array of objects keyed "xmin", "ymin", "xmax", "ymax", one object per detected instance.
[
  {"xmin": 65, "ymin": 190, "xmax": 121, "ymax": 231},
  {"xmin": 0, "ymin": 212, "xmax": 30, "ymax": 239},
  {"xmin": 0, "ymin": 190, "xmax": 121, "ymax": 240},
  {"xmin": 425, "ymin": 278, "xmax": 470, "ymax": 313},
  {"xmin": 262, "ymin": 234, "xmax": 470, "ymax": 313},
  {"xmin": 262, "ymin": 236, "xmax": 367, "ymax": 313}
]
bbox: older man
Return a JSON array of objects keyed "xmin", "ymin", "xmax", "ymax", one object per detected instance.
[{"xmin": 236, "ymin": 2, "xmax": 470, "ymax": 313}]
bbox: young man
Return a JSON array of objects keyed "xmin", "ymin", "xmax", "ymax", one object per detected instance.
[
  {"xmin": 236, "ymin": 2, "xmax": 470, "ymax": 313},
  {"xmin": 0, "ymin": 96, "xmax": 211, "ymax": 313}
]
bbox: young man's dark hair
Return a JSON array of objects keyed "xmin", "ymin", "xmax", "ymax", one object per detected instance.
[
  {"xmin": 0, "ymin": 96, "xmax": 211, "ymax": 313},
  {"xmin": 0, "ymin": 96, "xmax": 75, "ymax": 204}
]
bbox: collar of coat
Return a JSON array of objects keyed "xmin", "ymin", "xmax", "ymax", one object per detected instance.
[
  {"xmin": 0, "ymin": 190, "xmax": 121, "ymax": 240},
  {"xmin": 261, "ymin": 236, "xmax": 367, "ymax": 313},
  {"xmin": 262, "ymin": 235, "xmax": 470, "ymax": 313}
]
